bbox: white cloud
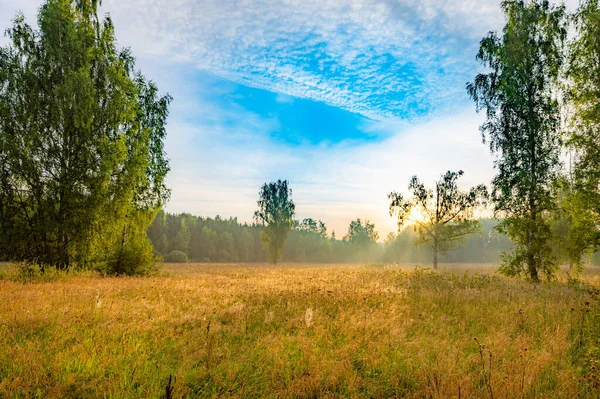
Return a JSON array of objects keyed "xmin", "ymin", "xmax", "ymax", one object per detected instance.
[
  {"xmin": 0, "ymin": 1, "xmax": 39, "ymax": 46},
  {"xmin": 103, "ymin": 0, "xmax": 580, "ymax": 119},
  {"xmin": 93, "ymin": 0, "xmax": 500, "ymax": 118},
  {"xmin": 2, "ymin": 0, "xmax": 581, "ymax": 118}
]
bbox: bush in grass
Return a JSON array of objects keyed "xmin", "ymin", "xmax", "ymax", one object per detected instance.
[
  {"xmin": 104, "ymin": 236, "xmax": 159, "ymax": 276},
  {"xmin": 164, "ymin": 250, "xmax": 189, "ymax": 263}
]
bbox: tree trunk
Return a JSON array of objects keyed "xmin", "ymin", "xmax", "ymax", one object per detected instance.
[
  {"xmin": 116, "ymin": 224, "xmax": 127, "ymax": 272},
  {"xmin": 527, "ymin": 250, "xmax": 538, "ymax": 282},
  {"xmin": 59, "ymin": 233, "xmax": 70, "ymax": 270},
  {"xmin": 121, "ymin": 224, "xmax": 127, "ymax": 250},
  {"xmin": 528, "ymin": 121, "xmax": 539, "ymax": 282},
  {"xmin": 527, "ymin": 212, "xmax": 539, "ymax": 282},
  {"xmin": 433, "ymin": 238, "xmax": 438, "ymax": 270}
]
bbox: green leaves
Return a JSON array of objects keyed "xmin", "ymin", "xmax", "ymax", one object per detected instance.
[
  {"xmin": 0, "ymin": 0, "xmax": 171, "ymax": 271},
  {"xmin": 468, "ymin": 0, "xmax": 566, "ymax": 281},
  {"xmin": 254, "ymin": 180, "xmax": 296, "ymax": 264},
  {"xmin": 564, "ymin": 0, "xmax": 600, "ymax": 268},
  {"xmin": 344, "ymin": 219, "xmax": 379, "ymax": 246}
]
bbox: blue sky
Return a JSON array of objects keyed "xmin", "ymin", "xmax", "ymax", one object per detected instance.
[{"xmin": 0, "ymin": 0, "xmax": 579, "ymax": 238}]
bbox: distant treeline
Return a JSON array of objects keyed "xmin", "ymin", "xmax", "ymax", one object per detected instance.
[{"xmin": 147, "ymin": 211, "xmax": 515, "ymax": 264}]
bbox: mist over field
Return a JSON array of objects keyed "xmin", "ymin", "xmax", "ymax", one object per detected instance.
[{"xmin": 2, "ymin": 0, "xmax": 600, "ymax": 397}]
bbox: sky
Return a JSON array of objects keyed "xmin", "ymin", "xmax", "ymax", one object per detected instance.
[{"xmin": 0, "ymin": 0, "xmax": 579, "ymax": 239}]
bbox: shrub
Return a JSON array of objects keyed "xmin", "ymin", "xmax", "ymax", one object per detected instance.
[
  {"xmin": 164, "ymin": 250, "xmax": 189, "ymax": 263},
  {"xmin": 104, "ymin": 237, "xmax": 159, "ymax": 276}
]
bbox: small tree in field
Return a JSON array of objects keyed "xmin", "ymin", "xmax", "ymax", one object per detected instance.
[
  {"xmin": 343, "ymin": 218, "xmax": 379, "ymax": 263},
  {"xmin": 388, "ymin": 171, "xmax": 487, "ymax": 269},
  {"xmin": 254, "ymin": 180, "xmax": 295, "ymax": 264},
  {"xmin": 344, "ymin": 219, "xmax": 379, "ymax": 248}
]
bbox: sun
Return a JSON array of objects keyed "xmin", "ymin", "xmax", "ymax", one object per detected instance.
[{"xmin": 408, "ymin": 208, "xmax": 428, "ymax": 225}]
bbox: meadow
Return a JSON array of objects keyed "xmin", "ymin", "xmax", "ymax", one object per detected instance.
[{"xmin": 0, "ymin": 262, "xmax": 599, "ymax": 398}]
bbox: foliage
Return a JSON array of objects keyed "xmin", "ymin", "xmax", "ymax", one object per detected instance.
[
  {"xmin": 389, "ymin": 171, "xmax": 487, "ymax": 268},
  {"xmin": 296, "ymin": 218, "xmax": 327, "ymax": 237},
  {"xmin": 341, "ymin": 219, "xmax": 380, "ymax": 262},
  {"xmin": 467, "ymin": 0, "xmax": 566, "ymax": 281},
  {"xmin": 383, "ymin": 219, "xmax": 513, "ymax": 264},
  {"xmin": 565, "ymin": 0, "xmax": 600, "ymax": 263},
  {"xmin": 198, "ymin": 226, "xmax": 218, "ymax": 261},
  {"xmin": 0, "ymin": 0, "xmax": 171, "ymax": 270},
  {"xmin": 147, "ymin": 212, "xmax": 266, "ymax": 262},
  {"xmin": 164, "ymin": 250, "xmax": 189, "ymax": 263},
  {"xmin": 146, "ymin": 211, "xmax": 516, "ymax": 264},
  {"xmin": 254, "ymin": 180, "xmax": 296, "ymax": 264},
  {"xmin": 217, "ymin": 231, "xmax": 237, "ymax": 262},
  {"xmin": 0, "ymin": 262, "xmax": 98, "ymax": 283},
  {"xmin": 285, "ymin": 219, "xmax": 332, "ymax": 262},
  {"xmin": 549, "ymin": 178, "xmax": 596, "ymax": 271},
  {"xmin": 344, "ymin": 219, "xmax": 379, "ymax": 246},
  {"xmin": 172, "ymin": 220, "xmax": 191, "ymax": 253},
  {"xmin": 104, "ymin": 235, "xmax": 158, "ymax": 276}
]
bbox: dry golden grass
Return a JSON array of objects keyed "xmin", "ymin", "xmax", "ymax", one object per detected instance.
[{"xmin": 0, "ymin": 262, "xmax": 598, "ymax": 398}]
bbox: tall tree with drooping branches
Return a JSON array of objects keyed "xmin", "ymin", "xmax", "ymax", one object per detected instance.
[
  {"xmin": 0, "ymin": 0, "xmax": 171, "ymax": 272},
  {"xmin": 467, "ymin": 0, "xmax": 566, "ymax": 281}
]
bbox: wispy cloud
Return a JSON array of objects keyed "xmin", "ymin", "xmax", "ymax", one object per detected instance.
[
  {"xmin": 4, "ymin": 0, "xmax": 580, "ymax": 120},
  {"xmin": 97, "ymin": 0, "xmax": 509, "ymax": 119}
]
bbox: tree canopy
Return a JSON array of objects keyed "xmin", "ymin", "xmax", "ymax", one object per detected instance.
[
  {"xmin": 467, "ymin": 0, "xmax": 566, "ymax": 281},
  {"xmin": 561, "ymin": 0, "xmax": 600, "ymax": 267},
  {"xmin": 254, "ymin": 180, "xmax": 296, "ymax": 264},
  {"xmin": 344, "ymin": 219, "xmax": 379, "ymax": 246},
  {"xmin": 0, "ymin": 0, "xmax": 171, "ymax": 272}
]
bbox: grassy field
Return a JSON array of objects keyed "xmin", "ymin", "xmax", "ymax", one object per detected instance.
[{"xmin": 0, "ymin": 262, "xmax": 599, "ymax": 398}]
